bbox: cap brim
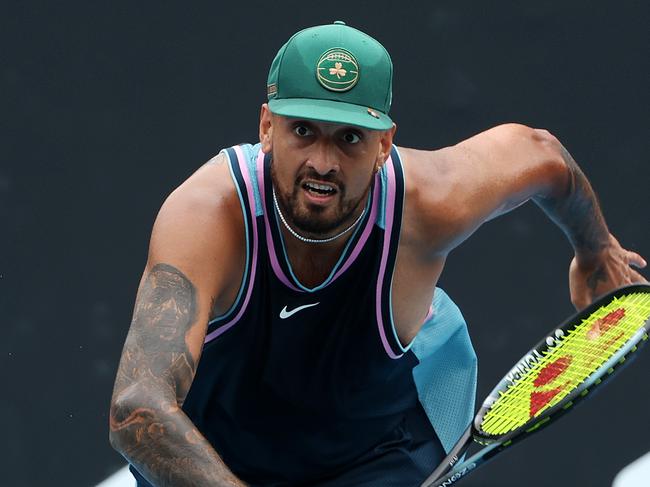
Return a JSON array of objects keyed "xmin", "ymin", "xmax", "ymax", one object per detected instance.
[{"xmin": 268, "ymin": 98, "xmax": 393, "ymax": 131}]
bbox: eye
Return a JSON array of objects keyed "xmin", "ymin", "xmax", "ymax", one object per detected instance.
[
  {"xmin": 293, "ymin": 125, "xmax": 313, "ymax": 137},
  {"xmin": 342, "ymin": 131, "xmax": 361, "ymax": 144}
]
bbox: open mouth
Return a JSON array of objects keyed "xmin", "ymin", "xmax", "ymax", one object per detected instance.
[{"xmin": 302, "ymin": 181, "xmax": 337, "ymax": 197}]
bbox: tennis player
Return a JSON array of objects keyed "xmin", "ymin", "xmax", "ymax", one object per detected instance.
[{"xmin": 109, "ymin": 22, "xmax": 647, "ymax": 486}]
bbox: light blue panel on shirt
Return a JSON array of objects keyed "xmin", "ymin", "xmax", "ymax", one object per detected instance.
[
  {"xmin": 411, "ymin": 288, "xmax": 478, "ymax": 454},
  {"xmin": 236, "ymin": 143, "xmax": 264, "ymax": 217}
]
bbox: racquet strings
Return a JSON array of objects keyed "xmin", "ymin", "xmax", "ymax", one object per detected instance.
[{"xmin": 480, "ymin": 291, "xmax": 650, "ymax": 436}]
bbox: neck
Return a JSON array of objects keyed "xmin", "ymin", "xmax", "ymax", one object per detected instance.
[
  {"xmin": 272, "ymin": 187, "xmax": 368, "ymax": 246},
  {"xmin": 272, "ymin": 187, "xmax": 371, "ymax": 287}
]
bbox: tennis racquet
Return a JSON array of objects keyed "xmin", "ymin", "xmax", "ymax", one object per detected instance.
[{"xmin": 421, "ymin": 283, "xmax": 650, "ymax": 487}]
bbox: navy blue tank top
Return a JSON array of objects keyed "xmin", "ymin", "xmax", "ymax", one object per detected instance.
[{"xmin": 131, "ymin": 144, "xmax": 446, "ymax": 486}]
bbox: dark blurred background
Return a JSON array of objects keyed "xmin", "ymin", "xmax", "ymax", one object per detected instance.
[{"xmin": 2, "ymin": 1, "xmax": 648, "ymax": 486}]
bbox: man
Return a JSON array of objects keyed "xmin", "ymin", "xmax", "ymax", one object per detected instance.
[{"xmin": 109, "ymin": 21, "xmax": 646, "ymax": 486}]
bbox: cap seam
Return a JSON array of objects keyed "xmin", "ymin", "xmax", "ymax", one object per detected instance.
[
  {"xmin": 273, "ymin": 28, "xmax": 307, "ymax": 98},
  {"xmin": 380, "ymin": 44, "xmax": 393, "ymax": 112}
]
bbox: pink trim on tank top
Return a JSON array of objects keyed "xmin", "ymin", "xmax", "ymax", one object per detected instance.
[
  {"xmin": 375, "ymin": 154, "xmax": 404, "ymax": 359},
  {"xmin": 204, "ymin": 145, "xmax": 259, "ymax": 343},
  {"xmin": 423, "ymin": 304, "xmax": 435, "ymax": 323},
  {"xmin": 258, "ymin": 149, "xmax": 378, "ymax": 292},
  {"xmin": 374, "ymin": 153, "xmax": 433, "ymax": 359},
  {"xmin": 257, "ymin": 150, "xmax": 302, "ymax": 292},
  {"xmin": 331, "ymin": 175, "xmax": 380, "ymax": 282}
]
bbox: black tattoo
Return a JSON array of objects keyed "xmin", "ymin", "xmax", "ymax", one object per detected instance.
[
  {"xmin": 537, "ymin": 144, "xmax": 610, "ymax": 257},
  {"xmin": 586, "ymin": 265, "xmax": 608, "ymax": 292},
  {"xmin": 110, "ymin": 263, "xmax": 245, "ymax": 487}
]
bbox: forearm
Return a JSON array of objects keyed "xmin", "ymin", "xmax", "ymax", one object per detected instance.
[
  {"xmin": 109, "ymin": 263, "xmax": 246, "ymax": 486},
  {"xmin": 534, "ymin": 143, "xmax": 611, "ymax": 261},
  {"xmin": 110, "ymin": 388, "xmax": 245, "ymax": 487},
  {"xmin": 531, "ymin": 142, "xmax": 648, "ymax": 305}
]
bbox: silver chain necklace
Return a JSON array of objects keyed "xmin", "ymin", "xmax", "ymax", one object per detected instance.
[{"xmin": 272, "ymin": 188, "xmax": 367, "ymax": 244}]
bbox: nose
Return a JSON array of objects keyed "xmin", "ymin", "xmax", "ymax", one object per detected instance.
[{"xmin": 306, "ymin": 141, "xmax": 339, "ymax": 176}]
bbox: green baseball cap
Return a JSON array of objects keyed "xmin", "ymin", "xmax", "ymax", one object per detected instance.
[{"xmin": 267, "ymin": 21, "xmax": 394, "ymax": 131}]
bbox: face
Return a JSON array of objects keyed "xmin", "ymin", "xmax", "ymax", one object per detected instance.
[{"xmin": 259, "ymin": 104, "xmax": 396, "ymax": 237}]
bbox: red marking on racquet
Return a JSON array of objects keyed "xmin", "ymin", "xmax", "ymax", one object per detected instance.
[
  {"xmin": 533, "ymin": 355, "xmax": 572, "ymax": 387},
  {"xmin": 530, "ymin": 386, "xmax": 565, "ymax": 417},
  {"xmin": 586, "ymin": 308, "xmax": 625, "ymax": 340}
]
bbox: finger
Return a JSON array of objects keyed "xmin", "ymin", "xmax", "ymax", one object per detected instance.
[
  {"xmin": 627, "ymin": 251, "xmax": 647, "ymax": 269},
  {"xmin": 629, "ymin": 269, "xmax": 649, "ymax": 284},
  {"xmin": 571, "ymin": 290, "xmax": 591, "ymax": 310}
]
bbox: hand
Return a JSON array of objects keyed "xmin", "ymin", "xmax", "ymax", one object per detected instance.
[{"xmin": 569, "ymin": 234, "xmax": 648, "ymax": 310}]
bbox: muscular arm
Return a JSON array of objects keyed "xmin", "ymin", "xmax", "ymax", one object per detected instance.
[
  {"xmin": 533, "ymin": 142, "xmax": 647, "ymax": 307},
  {"xmin": 533, "ymin": 144, "xmax": 609, "ymax": 255},
  {"xmin": 109, "ymin": 156, "xmax": 247, "ymax": 486},
  {"xmin": 407, "ymin": 123, "xmax": 646, "ymax": 307}
]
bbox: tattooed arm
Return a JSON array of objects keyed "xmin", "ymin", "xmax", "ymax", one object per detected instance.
[
  {"xmin": 533, "ymin": 143, "xmax": 647, "ymax": 308},
  {"xmin": 109, "ymin": 155, "xmax": 247, "ymax": 486},
  {"xmin": 405, "ymin": 123, "xmax": 646, "ymax": 308}
]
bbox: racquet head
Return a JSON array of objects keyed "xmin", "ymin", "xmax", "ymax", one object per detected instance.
[{"xmin": 473, "ymin": 284, "xmax": 650, "ymax": 443}]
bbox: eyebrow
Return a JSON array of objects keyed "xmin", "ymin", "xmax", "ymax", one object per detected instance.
[{"xmin": 292, "ymin": 119, "xmax": 365, "ymax": 135}]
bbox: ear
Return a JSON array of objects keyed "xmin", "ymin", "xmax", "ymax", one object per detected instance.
[
  {"xmin": 259, "ymin": 104, "xmax": 273, "ymax": 153},
  {"xmin": 375, "ymin": 123, "xmax": 397, "ymax": 172}
]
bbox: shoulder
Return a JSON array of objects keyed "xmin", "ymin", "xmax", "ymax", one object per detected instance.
[
  {"xmin": 147, "ymin": 151, "xmax": 246, "ymax": 293},
  {"xmin": 396, "ymin": 124, "xmax": 565, "ymax": 253},
  {"xmin": 454, "ymin": 123, "xmax": 561, "ymax": 158},
  {"xmin": 153, "ymin": 152, "xmax": 241, "ymax": 239},
  {"xmin": 396, "ymin": 145, "xmax": 467, "ymax": 253}
]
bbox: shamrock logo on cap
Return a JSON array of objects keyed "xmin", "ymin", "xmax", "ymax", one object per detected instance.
[
  {"xmin": 316, "ymin": 48, "xmax": 359, "ymax": 92},
  {"xmin": 329, "ymin": 62, "xmax": 347, "ymax": 79}
]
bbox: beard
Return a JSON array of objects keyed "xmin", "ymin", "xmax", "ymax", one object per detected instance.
[{"xmin": 270, "ymin": 159, "xmax": 372, "ymax": 236}]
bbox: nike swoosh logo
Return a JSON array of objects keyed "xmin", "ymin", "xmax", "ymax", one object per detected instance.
[{"xmin": 279, "ymin": 302, "xmax": 320, "ymax": 319}]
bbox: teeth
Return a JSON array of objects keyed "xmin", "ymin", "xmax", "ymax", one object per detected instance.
[{"xmin": 305, "ymin": 182, "xmax": 334, "ymax": 192}]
